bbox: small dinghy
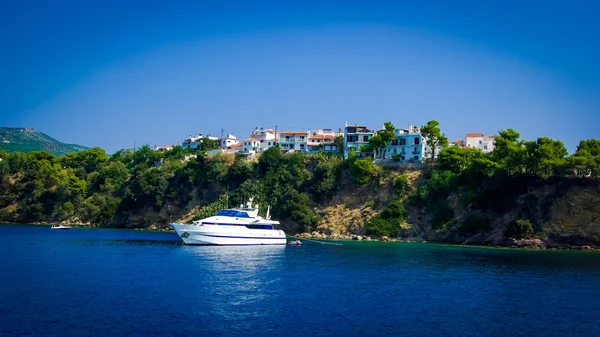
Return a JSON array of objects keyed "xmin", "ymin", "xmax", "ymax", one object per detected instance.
[
  {"xmin": 287, "ymin": 240, "xmax": 302, "ymax": 245},
  {"xmin": 50, "ymin": 225, "xmax": 71, "ymax": 230}
]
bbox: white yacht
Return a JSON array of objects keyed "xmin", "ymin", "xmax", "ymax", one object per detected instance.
[
  {"xmin": 170, "ymin": 198, "xmax": 287, "ymax": 245},
  {"xmin": 50, "ymin": 225, "xmax": 71, "ymax": 230}
]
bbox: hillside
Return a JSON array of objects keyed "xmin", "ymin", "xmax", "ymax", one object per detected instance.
[
  {"xmin": 0, "ymin": 138, "xmax": 599, "ymax": 250},
  {"xmin": 0, "ymin": 127, "xmax": 88, "ymax": 156}
]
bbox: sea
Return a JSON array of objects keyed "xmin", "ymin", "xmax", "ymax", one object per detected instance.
[{"xmin": 1, "ymin": 224, "xmax": 599, "ymax": 336}]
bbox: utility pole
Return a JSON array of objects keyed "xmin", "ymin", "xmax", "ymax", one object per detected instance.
[{"xmin": 219, "ymin": 128, "xmax": 224, "ymax": 149}]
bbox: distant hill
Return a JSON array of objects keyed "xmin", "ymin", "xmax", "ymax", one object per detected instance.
[{"xmin": 0, "ymin": 127, "xmax": 89, "ymax": 156}]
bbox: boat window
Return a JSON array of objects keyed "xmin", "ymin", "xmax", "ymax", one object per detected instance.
[{"xmin": 215, "ymin": 210, "xmax": 250, "ymax": 217}]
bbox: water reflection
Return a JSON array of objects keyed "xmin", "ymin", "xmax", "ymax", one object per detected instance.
[{"xmin": 179, "ymin": 245, "xmax": 286, "ymax": 327}]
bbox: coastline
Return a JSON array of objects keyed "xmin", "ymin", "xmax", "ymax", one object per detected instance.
[
  {"xmin": 2, "ymin": 222, "xmax": 597, "ymax": 251},
  {"xmin": 292, "ymin": 232, "xmax": 600, "ymax": 252}
]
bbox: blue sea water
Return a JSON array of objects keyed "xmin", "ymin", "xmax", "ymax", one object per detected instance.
[{"xmin": 1, "ymin": 225, "xmax": 600, "ymax": 336}]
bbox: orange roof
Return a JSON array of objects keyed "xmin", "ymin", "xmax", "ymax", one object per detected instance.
[
  {"xmin": 279, "ymin": 131, "xmax": 309, "ymax": 136},
  {"xmin": 466, "ymin": 133, "xmax": 484, "ymax": 137},
  {"xmin": 245, "ymin": 138, "xmax": 260, "ymax": 142}
]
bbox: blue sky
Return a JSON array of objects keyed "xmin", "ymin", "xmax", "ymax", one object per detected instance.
[{"xmin": 1, "ymin": 0, "xmax": 598, "ymax": 153}]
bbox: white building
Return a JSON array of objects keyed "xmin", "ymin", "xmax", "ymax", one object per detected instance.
[
  {"xmin": 242, "ymin": 138, "xmax": 261, "ymax": 153},
  {"xmin": 307, "ymin": 128, "xmax": 342, "ymax": 153},
  {"xmin": 278, "ymin": 131, "xmax": 308, "ymax": 152},
  {"xmin": 182, "ymin": 133, "xmax": 218, "ymax": 150},
  {"xmin": 343, "ymin": 123, "xmax": 375, "ymax": 158},
  {"xmin": 249, "ymin": 127, "xmax": 278, "ymax": 152},
  {"xmin": 464, "ymin": 133, "xmax": 495, "ymax": 153},
  {"xmin": 218, "ymin": 133, "xmax": 240, "ymax": 149},
  {"xmin": 154, "ymin": 145, "xmax": 173, "ymax": 152}
]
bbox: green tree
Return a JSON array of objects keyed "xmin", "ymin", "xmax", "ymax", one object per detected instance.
[
  {"xmin": 199, "ymin": 138, "xmax": 218, "ymax": 151},
  {"xmin": 438, "ymin": 146, "xmax": 485, "ymax": 173},
  {"xmin": 334, "ymin": 135, "xmax": 344, "ymax": 154},
  {"xmin": 568, "ymin": 139, "xmax": 600, "ymax": 177},
  {"xmin": 350, "ymin": 158, "xmax": 376, "ymax": 184},
  {"xmin": 420, "ymin": 120, "xmax": 448, "ymax": 161},
  {"xmin": 76, "ymin": 147, "xmax": 109, "ymax": 173},
  {"xmin": 492, "ymin": 129, "xmax": 525, "ymax": 175}
]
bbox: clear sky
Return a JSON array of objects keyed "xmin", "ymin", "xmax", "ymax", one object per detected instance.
[{"xmin": 1, "ymin": 0, "xmax": 598, "ymax": 153}]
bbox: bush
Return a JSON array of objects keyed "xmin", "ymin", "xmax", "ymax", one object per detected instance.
[
  {"xmin": 350, "ymin": 158, "xmax": 376, "ymax": 184},
  {"xmin": 458, "ymin": 211, "xmax": 490, "ymax": 235},
  {"xmin": 505, "ymin": 219, "xmax": 535, "ymax": 238},
  {"xmin": 367, "ymin": 200, "xmax": 406, "ymax": 237},
  {"xmin": 391, "ymin": 154, "xmax": 401, "ymax": 161},
  {"xmin": 391, "ymin": 172, "xmax": 409, "ymax": 197}
]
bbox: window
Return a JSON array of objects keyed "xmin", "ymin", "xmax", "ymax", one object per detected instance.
[
  {"xmin": 285, "ymin": 136, "xmax": 290, "ymax": 141},
  {"xmin": 363, "ymin": 135, "xmax": 369, "ymax": 142},
  {"xmin": 414, "ymin": 156, "xmax": 419, "ymax": 160},
  {"xmin": 479, "ymin": 140, "xmax": 482, "ymax": 144},
  {"xmin": 484, "ymin": 145, "xmax": 488, "ymax": 150},
  {"xmin": 300, "ymin": 144, "xmax": 305, "ymax": 148},
  {"xmin": 399, "ymin": 138, "xmax": 406, "ymax": 146},
  {"xmin": 414, "ymin": 138, "xmax": 420, "ymax": 145},
  {"xmin": 268, "ymin": 142, "xmax": 271, "ymax": 146},
  {"xmin": 261, "ymin": 140, "xmax": 264, "ymax": 143}
]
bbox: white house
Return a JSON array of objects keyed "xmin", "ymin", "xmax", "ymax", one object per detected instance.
[
  {"xmin": 242, "ymin": 138, "xmax": 261, "ymax": 153},
  {"xmin": 307, "ymin": 129, "xmax": 341, "ymax": 153},
  {"xmin": 343, "ymin": 123, "xmax": 375, "ymax": 158},
  {"xmin": 278, "ymin": 131, "xmax": 308, "ymax": 152},
  {"xmin": 182, "ymin": 133, "xmax": 218, "ymax": 150},
  {"xmin": 249, "ymin": 127, "xmax": 278, "ymax": 152},
  {"xmin": 154, "ymin": 145, "xmax": 173, "ymax": 152},
  {"xmin": 218, "ymin": 133, "xmax": 239, "ymax": 149},
  {"xmin": 464, "ymin": 133, "xmax": 495, "ymax": 153}
]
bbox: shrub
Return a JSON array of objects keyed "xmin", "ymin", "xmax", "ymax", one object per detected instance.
[
  {"xmin": 391, "ymin": 172, "xmax": 409, "ymax": 197},
  {"xmin": 458, "ymin": 211, "xmax": 490, "ymax": 235},
  {"xmin": 505, "ymin": 219, "xmax": 535, "ymax": 238},
  {"xmin": 350, "ymin": 158, "xmax": 376, "ymax": 184},
  {"xmin": 391, "ymin": 153, "xmax": 401, "ymax": 161},
  {"xmin": 367, "ymin": 200, "xmax": 406, "ymax": 237}
]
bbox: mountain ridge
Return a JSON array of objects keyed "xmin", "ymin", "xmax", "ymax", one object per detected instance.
[{"xmin": 0, "ymin": 127, "xmax": 88, "ymax": 156}]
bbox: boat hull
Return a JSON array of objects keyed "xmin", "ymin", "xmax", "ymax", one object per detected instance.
[{"xmin": 170, "ymin": 223, "xmax": 287, "ymax": 246}]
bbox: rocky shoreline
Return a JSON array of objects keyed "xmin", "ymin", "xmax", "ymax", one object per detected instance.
[
  {"xmin": 1, "ymin": 222, "xmax": 597, "ymax": 251},
  {"xmin": 295, "ymin": 231, "xmax": 600, "ymax": 251}
]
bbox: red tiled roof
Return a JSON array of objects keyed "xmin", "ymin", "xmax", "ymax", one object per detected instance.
[{"xmin": 466, "ymin": 133, "xmax": 484, "ymax": 137}]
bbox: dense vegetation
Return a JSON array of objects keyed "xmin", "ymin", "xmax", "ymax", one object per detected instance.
[
  {"xmin": 0, "ymin": 121, "xmax": 598, "ymax": 243},
  {"xmin": 0, "ymin": 144, "xmax": 343, "ymax": 233},
  {"xmin": 0, "ymin": 127, "xmax": 88, "ymax": 156}
]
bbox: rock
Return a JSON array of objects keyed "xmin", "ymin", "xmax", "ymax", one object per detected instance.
[{"xmin": 380, "ymin": 236, "xmax": 389, "ymax": 242}]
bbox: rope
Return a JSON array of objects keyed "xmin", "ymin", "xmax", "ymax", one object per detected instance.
[{"xmin": 287, "ymin": 235, "xmax": 343, "ymax": 246}]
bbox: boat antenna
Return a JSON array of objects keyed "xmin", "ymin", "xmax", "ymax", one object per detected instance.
[{"xmin": 266, "ymin": 205, "xmax": 271, "ymax": 220}]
